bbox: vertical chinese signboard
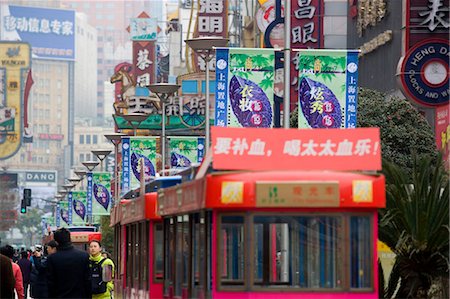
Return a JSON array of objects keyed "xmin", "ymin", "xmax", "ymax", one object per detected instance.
[
  {"xmin": 297, "ymin": 50, "xmax": 359, "ymax": 129},
  {"xmin": 168, "ymin": 136, "xmax": 205, "ymax": 168},
  {"xmin": 86, "ymin": 172, "xmax": 93, "ymax": 223},
  {"xmin": 92, "ymin": 173, "xmax": 112, "ymax": 216},
  {"xmin": 0, "ymin": 42, "xmax": 31, "ymax": 160},
  {"xmin": 122, "ymin": 137, "xmax": 161, "ymax": 194},
  {"xmin": 71, "ymin": 191, "xmax": 87, "ymax": 225},
  {"xmin": 215, "ymin": 48, "xmax": 275, "ymax": 128},
  {"xmin": 193, "ymin": 0, "xmax": 228, "ymax": 71},
  {"xmin": 435, "ymin": 104, "xmax": 449, "ymax": 167},
  {"xmin": 133, "ymin": 41, "xmax": 156, "ymax": 87}
]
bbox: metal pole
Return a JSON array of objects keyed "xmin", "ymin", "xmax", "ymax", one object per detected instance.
[
  {"xmin": 283, "ymin": 0, "xmax": 291, "ymax": 128},
  {"xmin": 205, "ymin": 54, "xmax": 211, "ymax": 151},
  {"xmin": 162, "ymin": 101, "xmax": 166, "ymax": 170}
]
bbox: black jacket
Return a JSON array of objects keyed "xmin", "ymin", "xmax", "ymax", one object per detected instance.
[
  {"xmin": 30, "ymin": 256, "xmax": 49, "ymax": 299},
  {"xmin": 47, "ymin": 243, "xmax": 91, "ymax": 298}
]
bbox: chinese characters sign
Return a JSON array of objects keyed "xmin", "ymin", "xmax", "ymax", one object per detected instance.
[
  {"xmin": 130, "ymin": 18, "xmax": 157, "ymax": 41},
  {"xmin": 133, "ymin": 41, "xmax": 156, "ymax": 87},
  {"xmin": 71, "ymin": 191, "xmax": 87, "ymax": 225},
  {"xmin": 0, "ymin": 42, "xmax": 31, "ymax": 160},
  {"xmin": 122, "ymin": 137, "xmax": 160, "ymax": 195},
  {"xmin": 215, "ymin": 48, "xmax": 275, "ymax": 128},
  {"xmin": 297, "ymin": 49, "xmax": 359, "ymax": 128},
  {"xmin": 1, "ymin": 5, "xmax": 75, "ymax": 60},
  {"xmin": 168, "ymin": 136, "xmax": 205, "ymax": 168},
  {"xmin": 193, "ymin": 0, "xmax": 228, "ymax": 71},
  {"xmin": 92, "ymin": 173, "xmax": 112, "ymax": 216},
  {"xmin": 211, "ymin": 126, "xmax": 381, "ymax": 171}
]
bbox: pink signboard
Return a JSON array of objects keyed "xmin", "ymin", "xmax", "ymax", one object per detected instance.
[{"xmin": 435, "ymin": 104, "xmax": 449, "ymax": 166}]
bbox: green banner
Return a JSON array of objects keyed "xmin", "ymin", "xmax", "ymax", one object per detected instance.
[
  {"xmin": 59, "ymin": 200, "xmax": 70, "ymax": 227},
  {"xmin": 168, "ymin": 137, "xmax": 205, "ymax": 168},
  {"xmin": 297, "ymin": 50, "xmax": 359, "ymax": 129},
  {"xmin": 92, "ymin": 173, "xmax": 112, "ymax": 216},
  {"xmin": 215, "ymin": 48, "xmax": 275, "ymax": 128},
  {"xmin": 127, "ymin": 137, "xmax": 160, "ymax": 191},
  {"xmin": 71, "ymin": 191, "xmax": 87, "ymax": 225}
]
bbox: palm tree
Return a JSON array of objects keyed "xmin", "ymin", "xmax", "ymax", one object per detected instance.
[{"xmin": 379, "ymin": 154, "xmax": 449, "ymax": 298}]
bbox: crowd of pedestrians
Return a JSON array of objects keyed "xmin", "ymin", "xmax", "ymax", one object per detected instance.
[{"xmin": 0, "ymin": 228, "xmax": 115, "ymax": 299}]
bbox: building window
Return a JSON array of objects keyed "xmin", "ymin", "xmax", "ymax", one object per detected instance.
[
  {"xmin": 93, "ymin": 135, "xmax": 98, "ymax": 144},
  {"xmin": 79, "ymin": 153, "xmax": 84, "ymax": 162},
  {"xmin": 86, "ymin": 135, "xmax": 91, "ymax": 144},
  {"xmin": 57, "ymin": 80, "xmax": 62, "ymax": 89},
  {"xmin": 79, "ymin": 135, "xmax": 84, "ymax": 144}
]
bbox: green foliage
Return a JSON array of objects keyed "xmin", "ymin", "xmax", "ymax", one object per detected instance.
[
  {"xmin": 379, "ymin": 154, "xmax": 449, "ymax": 298},
  {"xmin": 289, "ymin": 87, "xmax": 439, "ymax": 177},
  {"xmin": 100, "ymin": 215, "xmax": 114, "ymax": 255},
  {"xmin": 16, "ymin": 208, "xmax": 43, "ymax": 247}
]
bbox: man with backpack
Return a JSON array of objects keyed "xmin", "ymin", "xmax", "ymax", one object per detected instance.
[{"xmin": 88, "ymin": 240, "xmax": 114, "ymax": 299}]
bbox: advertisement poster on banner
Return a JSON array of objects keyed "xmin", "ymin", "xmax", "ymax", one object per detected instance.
[
  {"xmin": 122, "ymin": 137, "xmax": 160, "ymax": 194},
  {"xmin": 71, "ymin": 191, "xmax": 87, "ymax": 225},
  {"xmin": 435, "ymin": 104, "xmax": 449, "ymax": 167},
  {"xmin": 0, "ymin": 5, "xmax": 75, "ymax": 60},
  {"xmin": 92, "ymin": 173, "xmax": 112, "ymax": 216},
  {"xmin": 130, "ymin": 18, "xmax": 157, "ymax": 41},
  {"xmin": 297, "ymin": 50, "xmax": 359, "ymax": 129},
  {"xmin": 215, "ymin": 48, "xmax": 275, "ymax": 128},
  {"xmin": 168, "ymin": 137, "xmax": 205, "ymax": 168},
  {"xmin": 58, "ymin": 200, "xmax": 70, "ymax": 227}
]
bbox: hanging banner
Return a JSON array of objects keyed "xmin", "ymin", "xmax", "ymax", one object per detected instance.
[
  {"xmin": 92, "ymin": 173, "xmax": 112, "ymax": 216},
  {"xmin": 122, "ymin": 136, "xmax": 160, "ymax": 194},
  {"xmin": 58, "ymin": 200, "xmax": 70, "ymax": 227},
  {"xmin": 67, "ymin": 192, "xmax": 73, "ymax": 225},
  {"xmin": 55, "ymin": 203, "xmax": 60, "ymax": 227},
  {"xmin": 71, "ymin": 191, "xmax": 87, "ymax": 225},
  {"xmin": 86, "ymin": 172, "xmax": 93, "ymax": 222},
  {"xmin": 297, "ymin": 49, "xmax": 359, "ymax": 129},
  {"xmin": 215, "ymin": 48, "xmax": 275, "ymax": 128},
  {"xmin": 168, "ymin": 136, "xmax": 205, "ymax": 168}
]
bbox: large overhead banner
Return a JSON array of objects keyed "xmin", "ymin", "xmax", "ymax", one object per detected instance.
[
  {"xmin": 168, "ymin": 136, "xmax": 205, "ymax": 168},
  {"xmin": 297, "ymin": 49, "xmax": 359, "ymax": 129},
  {"xmin": 0, "ymin": 42, "xmax": 31, "ymax": 160},
  {"xmin": 1, "ymin": 5, "xmax": 75, "ymax": 60},
  {"xmin": 122, "ymin": 137, "xmax": 161, "ymax": 194},
  {"xmin": 215, "ymin": 48, "xmax": 275, "ymax": 128}
]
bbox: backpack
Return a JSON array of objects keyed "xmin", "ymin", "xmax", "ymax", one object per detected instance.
[{"xmin": 90, "ymin": 258, "xmax": 107, "ymax": 294}]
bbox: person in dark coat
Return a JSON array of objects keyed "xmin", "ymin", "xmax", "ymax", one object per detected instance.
[
  {"xmin": 30, "ymin": 240, "xmax": 57, "ymax": 299},
  {"xmin": 17, "ymin": 251, "xmax": 32, "ymax": 298},
  {"xmin": 46, "ymin": 228, "xmax": 91, "ymax": 298},
  {"xmin": 0, "ymin": 253, "xmax": 15, "ymax": 298}
]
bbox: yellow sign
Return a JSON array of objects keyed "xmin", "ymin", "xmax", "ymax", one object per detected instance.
[
  {"xmin": 353, "ymin": 180, "xmax": 373, "ymax": 203},
  {"xmin": 256, "ymin": 181, "xmax": 340, "ymax": 207},
  {"xmin": 0, "ymin": 42, "xmax": 31, "ymax": 160},
  {"xmin": 221, "ymin": 181, "xmax": 244, "ymax": 204}
]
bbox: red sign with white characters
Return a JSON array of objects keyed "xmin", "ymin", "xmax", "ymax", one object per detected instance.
[
  {"xmin": 132, "ymin": 41, "xmax": 156, "ymax": 86},
  {"xmin": 211, "ymin": 126, "xmax": 381, "ymax": 171}
]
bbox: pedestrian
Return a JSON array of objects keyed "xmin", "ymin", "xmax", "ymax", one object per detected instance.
[
  {"xmin": 0, "ymin": 253, "xmax": 15, "ymax": 298},
  {"xmin": 17, "ymin": 251, "xmax": 32, "ymax": 298},
  {"xmin": 30, "ymin": 240, "xmax": 57, "ymax": 299},
  {"xmin": 89, "ymin": 240, "xmax": 114, "ymax": 299},
  {"xmin": 0, "ymin": 245, "xmax": 24, "ymax": 299},
  {"xmin": 47, "ymin": 228, "xmax": 91, "ymax": 298}
]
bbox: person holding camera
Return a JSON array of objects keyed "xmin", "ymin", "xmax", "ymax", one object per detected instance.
[{"xmin": 30, "ymin": 241, "xmax": 57, "ymax": 299}]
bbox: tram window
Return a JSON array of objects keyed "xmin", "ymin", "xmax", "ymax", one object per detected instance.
[
  {"xmin": 163, "ymin": 218, "xmax": 174, "ymax": 295},
  {"xmin": 252, "ymin": 215, "xmax": 343, "ymax": 289},
  {"xmin": 126, "ymin": 225, "xmax": 132, "ymax": 287},
  {"xmin": 134, "ymin": 224, "xmax": 139, "ymax": 287},
  {"xmin": 175, "ymin": 216, "xmax": 184, "ymax": 296},
  {"xmin": 350, "ymin": 216, "xmax": 372, "ymax": 289},
  {"xmin": 219, "ymin": 215, "xmax": 245, "ymax": 286},
  {"xmin": 182, "ymin": 215, "xmax": 189, "ymax": 286},
  {"xmin": 154, "ymin": 223, "xmax": 164, "ymax": 281}
]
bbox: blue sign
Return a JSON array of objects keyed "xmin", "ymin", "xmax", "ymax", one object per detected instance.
[
  {"xmin": 55, "ymin": 203, "xmax": 60, "ymax": 227},
  {"xmin": 400, "ymin": 39, "xmax": 449, "ymax": 107},
  {"xmin": 214, "ymin": 48, "xmax": 229, "ymax": 127},
  {"xmin": 1, "ymin": 5, "xmax": 75, "ymax": 60},
  {"xmin": 67, "ymin": 192, "xmax": 73, "ymax": 225},
  {"xmin": 345, "ymin": 52, "xmax": 359, "ymax": 128},
  {"xmin": 86, "ymin": 172, "xmax": 93, "ymax": 222},
  {"xmin": 121, "ymin": 137, "xmax": 130, "ymax": 195}
]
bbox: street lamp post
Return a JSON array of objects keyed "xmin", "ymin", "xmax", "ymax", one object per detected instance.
[
  {"xmin": 148, "ymin": 83, "xmax": 180, "ymax": 171},
  {"xmin": 91, "ymin": 149, "xmax": 112, "ymax": 172},
  {"xmin": 104, "ymin": 133, "xmax": 127, "ymax": 205},
  {"xmin": 82, "ymin": 161, "xmax": 99, "ymax": 224},
  {"xmin": 122, "ymin": 113, "xmax": 149, "ymax": 136},
  {"xmin": 185, "ymin": 37, "xmax": 229, "ymax": 151}
]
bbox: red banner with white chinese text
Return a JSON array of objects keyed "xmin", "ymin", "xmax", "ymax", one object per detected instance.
[
  {"xmin": 211, "ymin": 126, "xmax": 381, "ymax": 171},
  {"xmin": 132, "ymin": 41, "xmax": 156, "ymax": 86}
]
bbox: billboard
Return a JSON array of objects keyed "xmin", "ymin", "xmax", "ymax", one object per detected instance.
[
  {"xmin": 168, "ymin": 136, "xmax": 205, "ymax": 168},
  {"xmin": 215, "ymin": 48, "xmax": 275, "ymax": 128},
  {"xmin": 1, "ymin": 5, "xmax": 75, "ymax": 60},
  {"xmin": 297, "ymin": 49, "xmax": 359, "ymax": 128},
  {"xmin": 71, "ymin": 191, "xmax": 87, "ymax": 225},
  {"xmin": 130, "ymin": 18, "xmax": 157, "ymax": 41},
  {"xmin": 92, "ymin": 173, "xmax": 112, "ymax": 216},
  {"xmin": 0, "ymin": 42, "xmax": 31, "ymax": 160}
]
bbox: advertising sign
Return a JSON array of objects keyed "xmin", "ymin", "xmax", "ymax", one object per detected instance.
[
  {"xmin": 55, "ymin": 204, "xmax": 60, "ymax": 227},
  {"xmin": 58, "ymin": 200, "xmax": 70, "ymax": 227},
  {"xmin": 193, "ymin": 0, "xmax": 228, "ymax": 71},
  {"xmin": 398, "ymin": 39, "xmax": 449, "ymax": 107},
  {"xmin": 0, "ymin": 42, "xmax": 31, "ymax": 160},
  {"xmin": 297, "ymin": 49, "xmax": 359, "ymax": 128},
  {"xmin": 71, "ymin": 191, "xmax": 86, "ymax": 225},
  {"xmin": 92, "ymin": 173, "xmax": 112, "ymax": 216},
  {"xmin": 133, "ymin": 41, "xmax": 156, "ymax": 87},
  {"xmin": 130, "ymin": 18, "xmax": 157, "ymax": 41},
  {"xmin": 86, "ymin": 172, "xmax": 93, "ymax": 222},
  {"xmin": 215, "ymin": 48, "xmax": 275, "ymax": 128},
  {"xmin": 211, "ymin": 126, "xmax": 381, "ymax": 171},
  {"xmin": 25, "ymin": 171, "xmax": 57, "ymax": 183},
  {"xmin": 1, "ymin": 5, "xmax": 75, "ymax": 60},
  {"xmin": 435, "ymin": 104, "xmax": 449, "ymax": 166},
  {"xmin": 122, "ymin": 137, "xmax": 160, "ymax": 194},
  {"xmin": 0, "ymin": 173, "xmax": 18, "ymax": 213},
  {"xmin": 168, "ymin": 136, "xmax": 205, "ymax": 168}
]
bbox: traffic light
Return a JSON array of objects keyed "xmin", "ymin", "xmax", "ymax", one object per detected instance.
[
  {"xmin": 20, "ymin": 199, "xmax": 27, "ymax": 214},
  {"xmin": 24, "ymin": 188, "xmax": 31, "ymax": 206}
]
